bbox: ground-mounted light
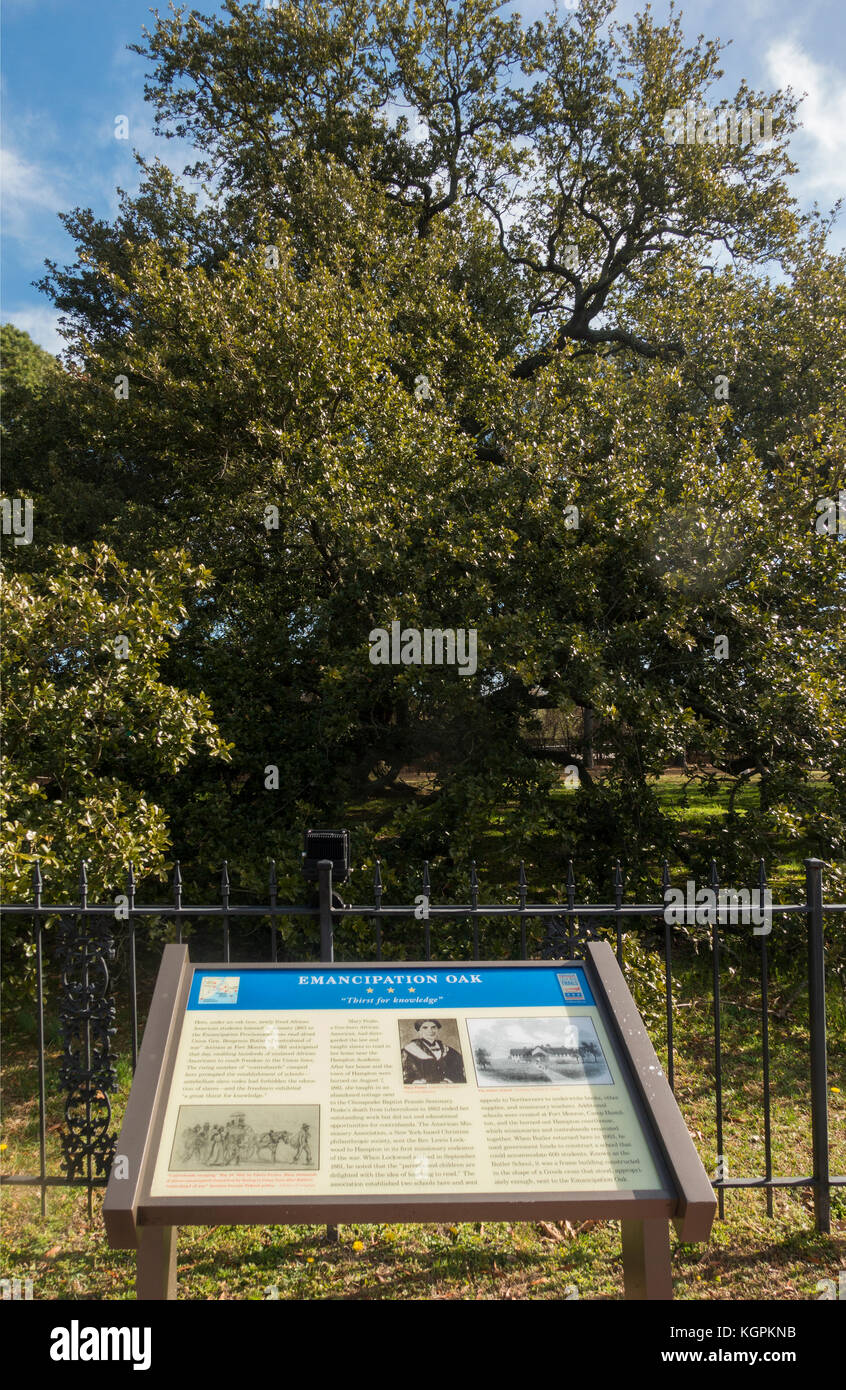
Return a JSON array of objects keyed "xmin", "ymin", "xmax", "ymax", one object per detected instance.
[{"xmin": 301, "ymin": 829, "xmax": 350, "ymax": 884}]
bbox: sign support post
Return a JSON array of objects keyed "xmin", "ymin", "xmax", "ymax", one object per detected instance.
[
  {"xmin": 137, "ymin": 1224, "xmax": 177, "ymax": 1301},
  {"xmin": 621, "ymin": 1219, "xmax": 673, "ymax": 1300}
]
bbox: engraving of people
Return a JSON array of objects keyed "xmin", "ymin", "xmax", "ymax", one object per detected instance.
[
  {"xmin": 207, "ymin": 1125, "xmax": 226, "ymax": 1166},
  {"xmin": 173, "ymin": 1113, "xmax": 318, "ymax": 1169},
  {"xmin": 402, "ymin": 1019, "xmax": 466, "ymax": 1084},
  {"xmin": 223, "ymin": 1112, "xmax": 250, "ymax": 1165},
  {"xmin": 292, "ymin": 1124, "xmax": 312, "ymax": 1164},
  {"xmin": 180, "ymin": 1125, "xmax": 200, "ymax": 1162}
]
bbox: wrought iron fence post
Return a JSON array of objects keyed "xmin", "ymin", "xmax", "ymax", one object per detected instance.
[
  {"xmin": 518, "ymin": 862, "xmax": 528, "ymax": 960},
  {"xmin": 805, "ymin": 858, "xmax": 830, "ymax": 1234},
  {"xmin": 221, "ymin": 862, "xmax": 230, "ymax": 963},
  {"xmin": 566, "ymin": 860, "xmax": 575, "ymax": 957},
  {"xmin": 317, "ymin": 860, "xmax": 334, "ymax": 964},
  {"xmin": 128, "ymin": 862, "xmax": 138, "ymax": 1069},
  {"xmin": 373, "ymin": 859, "xmax": 383, "ymax": 961},
  {"xmin": 318, "ymin": 859, "xmax": 337, "ymax": 1242},
  {"xmin": 33, "ymin": 861, "xmax": 47, "ymax": 1217},
  {"xmin": 710, "ymin": 859, "xmax": 724, "ymax": 1221},
  {"xmin": 757, "ymin": 859, "xmax": 773, "ymax": 1217},
  {"xmin": 422, "ymin": 861, "xmax": 432, "ymax": 961},
  {"xmin": 661, "ymin": 860, "xmax": 674, "ymax": 1094},
  {"xmin": 173, "ymin": 861, "xmax": 183, "ymax": 945},
  {"xmin": 613, "ymin": 859, "xmax": 623, "ymax": 966},
  {"xmin": 269, "ymin": 860, "xmax": 278, "ymax": 963}
]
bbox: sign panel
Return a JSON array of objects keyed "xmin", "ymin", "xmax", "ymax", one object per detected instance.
[{"xmin": 148, "ymin": 963, "xmax": 668, "ymax": 1200}]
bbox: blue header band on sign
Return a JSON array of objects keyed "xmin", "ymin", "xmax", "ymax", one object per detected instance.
[{"xmin": 187, "ymin": 965, "xmax": 595, "ymax": 1011}]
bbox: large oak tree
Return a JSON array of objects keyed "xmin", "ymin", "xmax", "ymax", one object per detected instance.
[{"xmin": 7, "ymin": 0, "xmax": 843, "ymax": 903}]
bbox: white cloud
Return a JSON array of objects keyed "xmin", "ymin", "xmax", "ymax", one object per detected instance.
[
  {"xmin": 765, "ymin": 39, "xmax": 846, "ymax": 203},
  {"xmin": 1, "ymin": 145, "xmax": 68, "ymax": 243},
  {"xmin": 4, "ymin": 304, "xmax": 67, "ymax": 357}
]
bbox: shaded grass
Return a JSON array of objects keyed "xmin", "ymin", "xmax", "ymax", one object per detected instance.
[
  {"xmin": 347, "ymin": 769, "xmax": 836, "ymax": 903},
  {"xmin": 1, "ymin": 1188, "xmax": 843, "ymax": 1302}
]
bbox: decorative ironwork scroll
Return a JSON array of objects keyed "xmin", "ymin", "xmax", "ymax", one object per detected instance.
[
  {"xmin": 540, "ymin": 912, "xmax": 604, "ymax": 960},
  {"xmin": 55, "ymin": 901, "xmax": 118, "ymax": 1182}
]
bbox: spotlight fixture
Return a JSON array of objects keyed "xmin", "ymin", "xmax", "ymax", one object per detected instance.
[{"xmin": 301, "ymin": 829, "xmax": 351, "ymax": 884}]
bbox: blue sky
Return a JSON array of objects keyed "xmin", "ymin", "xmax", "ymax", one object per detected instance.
[{"xmin": 3, "ymin": 0, "xmax": 845, "ymax": 357}]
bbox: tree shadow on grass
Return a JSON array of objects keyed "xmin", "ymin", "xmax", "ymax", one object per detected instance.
[{"xmin": 183, "ymin": 1224, "xmax": 615, "ymax": 1301}]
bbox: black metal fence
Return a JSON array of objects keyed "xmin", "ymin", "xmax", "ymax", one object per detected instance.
[{"xmin": 2, "ymin": 855, "xmax": 843, "ymax": 1232}]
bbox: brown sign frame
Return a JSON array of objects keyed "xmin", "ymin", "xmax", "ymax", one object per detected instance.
[{"xmin": 104, "ymin": 942, "xmax": 715, "ymax": 1299}]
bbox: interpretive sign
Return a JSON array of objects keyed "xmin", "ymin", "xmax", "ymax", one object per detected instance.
[
  {"xmin": 105, "ymin": 944, "xmax": 716, "ymax": 1299},
  {"xmin": 151, "ymin": 962, "xmax": 661, "ymax": 1199}
]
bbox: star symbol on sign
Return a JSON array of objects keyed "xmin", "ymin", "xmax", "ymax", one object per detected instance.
[
  {"xmin": 408, "ymin": 987, "xmax": 415, "ymax": 992},
  {"xmin": 366, "ymin": 987, "xmax": 374, "ymax": 993},
  {"xmin": 387, "ymin": 987, "xmax": 394, "ymax": 993}
]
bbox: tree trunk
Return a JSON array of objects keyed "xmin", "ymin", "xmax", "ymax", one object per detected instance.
[{"xmin": 583, "ymin": 706, "xmax": 595, "ymax": 770}]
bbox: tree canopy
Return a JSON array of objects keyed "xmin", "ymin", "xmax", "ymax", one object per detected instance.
[{"xmin": 3, "ymin": 0, "xmax": 844, "ymax": 908}]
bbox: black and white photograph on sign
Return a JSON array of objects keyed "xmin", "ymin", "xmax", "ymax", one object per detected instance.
[
  {"xmin": 398, "ymin": 1018, "xmax": 467, "ymax": 1085},
  {"xmin": 169, "ymin": 1105, "xmax": 319, "ymax": 1171},
  {"xmin": 468, "ymin": 1017, "xmax": 614, "ymax": 1087}
]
